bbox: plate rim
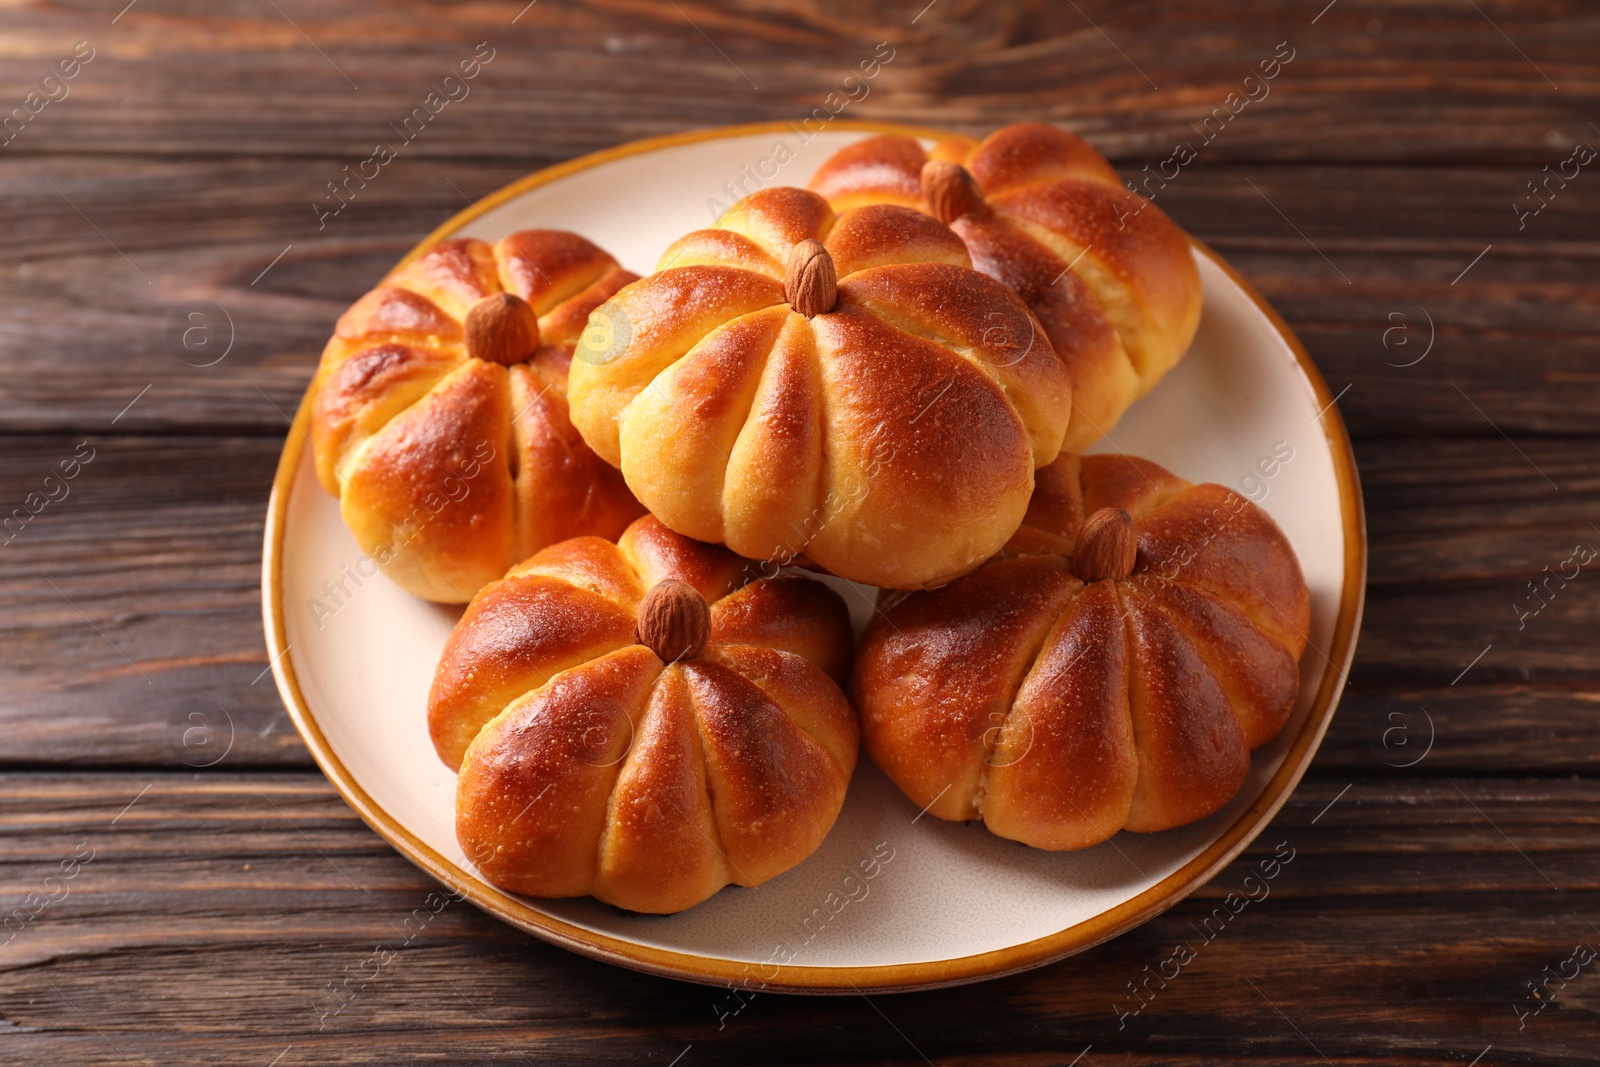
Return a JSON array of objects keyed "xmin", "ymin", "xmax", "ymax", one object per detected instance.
[{"xmin": 261, "ymin": 118, "xmax": 1368, "ymax": 995}]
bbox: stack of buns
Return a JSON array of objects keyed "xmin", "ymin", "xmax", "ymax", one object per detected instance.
[{"xmin": 309, "ymin": 124, "xmax": 1310, "ymax": 914}]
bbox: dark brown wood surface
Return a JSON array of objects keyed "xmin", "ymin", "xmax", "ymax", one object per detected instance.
[{"xmin": 3, "ymin": 1, "xmax": 1598, "ymax": 1063}]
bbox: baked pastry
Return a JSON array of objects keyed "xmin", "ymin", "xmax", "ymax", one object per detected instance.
[
  {"xmin": 566, "ymin": 185, "xmax": 1070, "ymax": 590},
  {"xmin": 809, "ymin": 123, "xmax": 1202, "ymax": 452},
  {"xmin": 851, "ymin": 452, "xmax": 1309, "ymax": 850},
  {"xmin": 428, "ymin": 515, "xmax": 858, "ymax": 914},
  {"xmin": 310, "ymin": 229, "xmax": 646, "ymax": 602}
]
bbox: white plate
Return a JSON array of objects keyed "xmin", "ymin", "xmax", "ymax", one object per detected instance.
[{"xmin": 264, "ymin": 121, "xmax": 1365, "ymax": 993}]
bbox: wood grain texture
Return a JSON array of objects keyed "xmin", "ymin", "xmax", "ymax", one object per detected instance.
[
  {"xmin": 0, "ymin": 436, "xmax": 297, "ymax": 769},
  {"xmin": 3, "ymin": 435, "xmax": 1598, "ymax": 775},
  {"xmin": 0, "ymin": 774, "xmax": 1596, "ymax": 1066},
  {"xmin": 3, "ymin": 0, "xmax": 1599, "ymax": 1062},
  {"xmin": 2, "ymin": 160, "xmax": 1596, "ymax": 436},
  {"xmin": 0, "ymin": 0, "xmax": 1595, "ymax": 164}
]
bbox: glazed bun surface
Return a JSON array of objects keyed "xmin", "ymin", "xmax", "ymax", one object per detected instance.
[
  {"xmin": 429, "ymin": 516, "xmax": 858, "ymax": 914},
  {"xmin": 851, "ymin": 452, "xmax": 1309, "ymax": 850},
  {"xmin": 567, "ymin": 186, "xmax": 1071, "ymax": 590},
  {"xmin": 311, "ymin": 230, "xmax": 645, "ymax": 602},
  {"xmin": 811, "ymin": 124, "xmax": 1203, "ymax": 453}
]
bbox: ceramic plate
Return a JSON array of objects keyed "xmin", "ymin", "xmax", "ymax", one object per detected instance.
[{"xmin": 263, "ymin": 121, "xmax": 1365, "ymax": 994}]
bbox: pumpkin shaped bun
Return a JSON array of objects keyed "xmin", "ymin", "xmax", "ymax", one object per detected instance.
[
  {"xmin": 310, "ymin": 230, "xmax": 646, "ymax": 603},
  {"xmin": 566, "ymin": 185, "xmax": 1070, "ymax": 590},
  {"xmin": 851, "ymin": 452, "xmax": 1310, "ymax": 851},
  {"xmin": 810, "ymin": 123, "xmax": 1203, "ymax": 452},
  {"xmin": 429, "ymin": 515, "xmax": 858, "ymax": 914}
]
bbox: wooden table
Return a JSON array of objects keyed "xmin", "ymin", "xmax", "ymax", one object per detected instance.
[{"xmin": 4, "ymin": 1, "xmax": 1597, "ymax": 1062}]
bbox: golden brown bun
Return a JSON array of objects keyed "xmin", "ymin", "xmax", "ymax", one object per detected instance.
[
  {"xmin": 310, "ymin": 230, "xmax": 646, "ymax": 602},
  {"xmin": 850, "ymin": 452, "xmax": 1310, "ymax": 850},
  {"xmin": 810, "ymin": 123, "xmax": 1203, "ymax": 452},
  {"xmin": 567, "ymin": 186, "xmax": 1070, "ymax": 590},
  {"xmin": 429, "ymin": 515, "xmax": 858, "ymax": 914}
]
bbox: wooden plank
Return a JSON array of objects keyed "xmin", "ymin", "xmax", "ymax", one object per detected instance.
[
  {"xmin": 0, "ymin": 435, "xmax": 302, "ymax": 768},
  {"xmin": 1350, "ymin": 436, "xmax": 1600, "ymax": 718},
  {"xmin": 5, "ymin": 1, "xmax": 1597, "ymax": 1063},
  {"xmin": 0, "ymin": 773, "xmax": 1595, "ymax": 1064},
  {"xmin": 0, "ymin": 1, "xmax": 1594, "ymax": 165},
  {"xmin": 1, "ymin": 159, "xmax": 1596, "ymax": 437},
  {"xmin": 0, "ymin": 157, "xmax": 522, "ymax": 436},
  {"xmin": 1159, "ymin": 167, "xmax": 1600, "ymax": 441},
  {"xmin": 3, "ymin": 434, "xmax": 1599, "ymax": 774}
]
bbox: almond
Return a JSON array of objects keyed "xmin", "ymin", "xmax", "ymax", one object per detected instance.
[
  {"xmin": 636, "ymin": 579, "xmax": 712, "ymax": 663},
  {"xmin": 1072, "ymin": 507, "xmax": 1138, "ymax": 583},
  {"xmin": 464, "ymin": 292, "xmax": 541, "ymax": 365},
  {"xmin": 920, "ymin": 160, "xmax": 989, "ymax": 225},
  {"xmin": 784, "ymin": 239, "xmax": 837, "ymax": 318}
]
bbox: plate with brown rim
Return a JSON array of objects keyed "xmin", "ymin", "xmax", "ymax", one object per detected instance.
[{"xmin": 263, "ymin": 120, "xmax": 1366, "ymax": 994}]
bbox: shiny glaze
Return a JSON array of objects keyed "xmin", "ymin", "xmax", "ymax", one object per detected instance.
[
  {"xmin": 435, "ymin": 516, "xmax": 859, "ymax": 914},
  {"xmin": 852, "ymin": 452, "xmax": 1311, "ymax": 850},
  {"xmin": 310, "ymin": 229, "xmax": 645, "ymax": 602},
  {"xmin": 568, "ymin": 186, "xmax": 1070, "ymax": 590},
  {"xmin": 809, "ymin": 123, "xmax": 1202, "ymax": 451}
]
